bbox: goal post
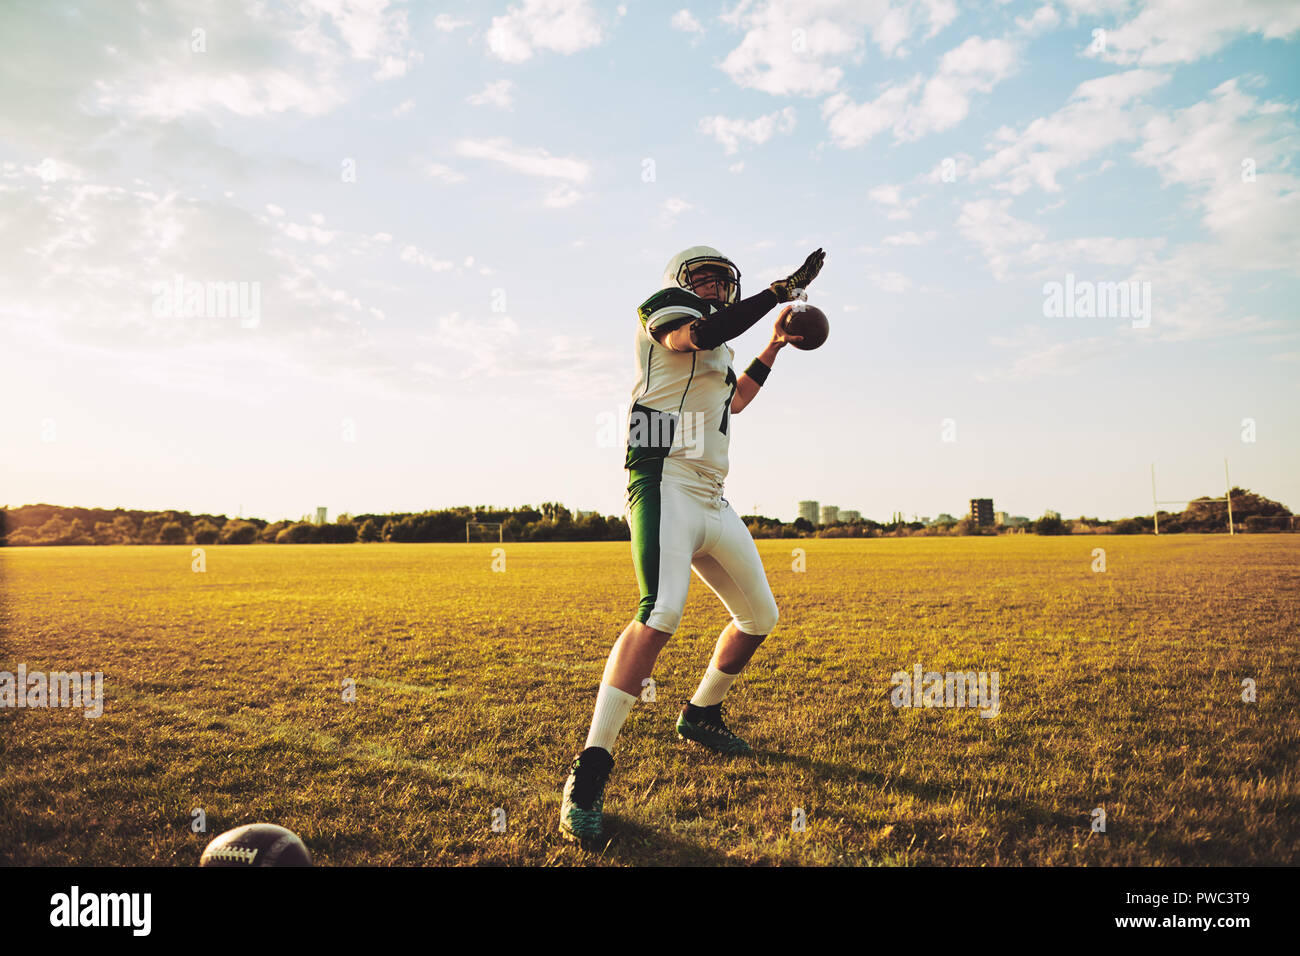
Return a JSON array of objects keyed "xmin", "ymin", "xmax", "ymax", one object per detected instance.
[{"xmin": 1150, "ymin": 459, "xmax": 1235, "ymax": 535}]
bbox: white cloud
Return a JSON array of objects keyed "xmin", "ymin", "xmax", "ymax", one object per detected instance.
[
  {"xmin": 400, "ymin": 244, "xmax": 456, "ymax": 271},
  {"xmin": 922, "ymin": 152, "xmax": 973, "ymax": 182},
  {"xmin": 0, "ymin": 166, "xmax": 382, "ymax": 357},
  {"xmin": 822, "ymin": 34, "xmax": 1020, "ymax": 147},
  {"xmin": 81, "ymin": 0, "xmax": 417, "ymax": 121},
  {"xmin": 419, "ymin": 313, "xmax": 521, "ymax": 379},
  {"xmin": 415, "ymin": 313, "xmax": 623, "ymax": 395},
  {"xmin": 1133, "ymin": 78, "xmax": 1300, "ymax": 272},
  {"xmin": 718, "ymin": 0, "xmax": 960, "ymax": 97},
  {"xmin": 822, "ymin": 79, "xmax": 920, "ymax": 148},
  {"xmin": 1015, "ymin": 3, "xmax": 1061, "ymax": 36},
  {"xmin": 882, "ymin": 230, "xmax": 937, "ymax": 246},
  {"xmin": 976, "ymin": 330, "xmax": 1119, "ymax": 383},
  {"xmin": 867, "ymin": 183, "xmax": 920, "ymax": 220},
  {"xmin": 957, "ymin": 211, "xmax": 1167, "ymax": 288},
  {"xmin": 718, "ymin": 1, "xmax": 863, "ymax": 96},
  {"xmin": 947, "ymin": 136, "xmax": 1294, "ymax": 365},
  {"xmin": 453, "ymin": 138, "xmax": 590, "ymax": 182},
  {"xmin": 1019, "ymin": 236, "xmax": 1168, "ymax": 269},
  {"xmin": 28, "ymin": 158, "xmax": 84, "ymax": 183},
  {"xmin": 956, "ymin": 198, "xmax": 1046, "ymax": 280},
  {"xmin": 971, "ymin": 69, "xmax": 1170, "ymax": 193},
  {"xmin": 869, "ymin": 270, "xmax": 912, "ymax": 292},
  {"xmin": 1075, "ymin": 0, "xmax": 1300, "ymax": 65},
  {"xmin": 969, "ymin": 71, "xmax": 1299, "ymax": 276},
  {"xmin": 467, "ymin": 79, "xmax": 516, "ymax": 109},
  {"xmin": 434, "ymin": 14, "xmax": 472, "ymax": 32},
  {"xmin": 660, "ymin": 197, "xmax": 693, "ymax": 227},
  {"xmin": 424, "ymin": 162, "xmax": 467, "ymax": 184},
  {"xmin": 91, "ymin": 69, "xmax": 344, "ymax": 121},
  {"xmin": 374, "ymin": 55, "xmax": 410, "ymax": 81},
  {"xmin": 671, "ymin": 9, "xmax": 704, "ymax": 34},
  {"xmin": 698, "ymin": 107, "xmax": 797, "ymax": 154},
  {"xmin": 452, "ymin": 138, "xmax": 589, "ymax": 207},
  {"xmin": 278, "ymin": 218, "xmax": 338, "ymax": 246},
  {"xmin": 544, "ymin": 183, "xmax": 585, "ymax": 207},
  {"xmin": 897, "ymin": 35, "xmax": 1019, "ymax": 139},
  {"xmin": 486, "ymin": 0, "xmax": 604, "ymax": 63}
]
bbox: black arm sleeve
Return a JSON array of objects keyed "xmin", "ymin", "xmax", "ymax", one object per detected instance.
[{"xmin": 688, "ymin": 288, "xmax": 779, "ymax": 350}]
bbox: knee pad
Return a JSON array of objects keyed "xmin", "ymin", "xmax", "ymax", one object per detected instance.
[
  {"xmin": 642, "ymin": 608, "xmax": 681, "ymax": 636},
  {"xmin": 738, "ymin": 599, "xmax": 778, "ymax": 637}
]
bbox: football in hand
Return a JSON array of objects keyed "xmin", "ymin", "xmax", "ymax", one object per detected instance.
[{"xmin": 781, "ymin": 303, "xmax": 829, "ymax": 351}]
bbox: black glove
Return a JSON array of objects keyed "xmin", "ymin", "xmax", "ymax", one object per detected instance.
[{"xmin": 770, "ymin": 247, "xmax": 826, "ymax": 303}]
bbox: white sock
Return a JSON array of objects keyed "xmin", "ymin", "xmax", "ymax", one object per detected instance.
[
  {"xmin": 690, "ymin": 665, "xmax": 739, "ymax": 707},
  {"xmin": 583, "ymin": 684, "xmax": 638, "ymax": 753}
]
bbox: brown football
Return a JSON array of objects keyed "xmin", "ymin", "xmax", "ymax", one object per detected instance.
[{"xmin": 781, "ymin": 303, "xmax": 829, "ymax": 350}]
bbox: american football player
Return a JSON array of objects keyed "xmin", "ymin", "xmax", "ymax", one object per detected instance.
[{"xmin": 560, "ymin": 244, "xmax": 827, "ymax": 845}]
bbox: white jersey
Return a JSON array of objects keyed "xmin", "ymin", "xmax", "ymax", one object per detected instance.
[{"xmin": 625, "ymin": 287, "xmax": 737, "ymax": 484}]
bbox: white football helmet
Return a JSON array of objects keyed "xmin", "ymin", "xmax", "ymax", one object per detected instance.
[{"xmin": 662, "ymin": 245, "xmax": 741, "ymax": 305}]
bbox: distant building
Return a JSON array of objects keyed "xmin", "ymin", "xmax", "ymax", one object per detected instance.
[
  {"xmin": 820, "ymin": 505, "xmax": 839, "ymax": 525},
  {"xmin": 1005, "ymin": 515, "xmax": 1029, "ymax": 527},
  {"xmin": 995, "ymin": 511, "xmax": 1008, "ymax": 526},
  {"xmin": 920, "ymin": 516, "xmax": 932, "ymax": 525},
  {"xmin": 970, "ymin": 498, "xmax": 994, "ymax": 527},
  {"xmin": 840, "ymin": 509, "xmax": 861, "ymax": 522},
  {"xmin": 315, "ymin": 507, "xmax": 328, "ymax": 525},
  {"xmin": 798, "ymin": 500, "xmax": 820, "ymax": 524}
]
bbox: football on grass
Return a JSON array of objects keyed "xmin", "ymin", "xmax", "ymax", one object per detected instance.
[
  {"xmin": 199, "ymin": 823, "xmax": 313, "ymax": 867},
  {"xmin": 781, "ymin": 303, "xmax": 829, "ymax": 350}
]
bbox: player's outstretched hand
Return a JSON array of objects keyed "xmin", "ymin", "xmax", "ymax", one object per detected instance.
[
  {"xmin": 771, "ymin": 305, "xmax": 804, "ymax": 348},
  {"xmin": 770, "ymin": 248, "xmax": 826, "ymax": 303}
]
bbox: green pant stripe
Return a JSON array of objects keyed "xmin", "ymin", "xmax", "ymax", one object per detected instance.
[{"xmin": 627, "ymin": 462, "xmax": 663, "ymax": 624}]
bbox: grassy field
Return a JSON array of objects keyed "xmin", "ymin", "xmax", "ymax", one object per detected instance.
[{"xmin": 1, "ymin": 536, "xmax": 1296, "ymax": 866}]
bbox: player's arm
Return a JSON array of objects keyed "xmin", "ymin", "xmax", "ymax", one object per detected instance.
[
  {"xmin": 655, "ymin": 288, "xmax": 778, "ymax": 352},
  {"xmin": 649, "ymin": 318, "xmax": 688, "ymax": 347},
  {"xmin": 656, "ymin": 248, "xmax": 827, "ymax": 353},
  {"xmin": 730, "ymin": 306, "xmax": 803, "ymax": 415}
]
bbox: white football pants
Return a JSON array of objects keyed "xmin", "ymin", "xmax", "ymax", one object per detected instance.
[{"xmin": 625, "ymin": 457, "xmax": 779, "ymax": 637}]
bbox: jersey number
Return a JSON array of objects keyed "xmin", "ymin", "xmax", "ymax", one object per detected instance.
[{"xmin": 719, "ymin": 366, "xmax": 738, "ymax": 435}]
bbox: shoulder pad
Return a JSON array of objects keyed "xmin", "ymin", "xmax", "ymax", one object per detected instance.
[{"xmin": 638, "ymin": 287, "xmax": 706, "ymax": 328}]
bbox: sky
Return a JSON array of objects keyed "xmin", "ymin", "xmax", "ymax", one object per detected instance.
[{"xmin": 1, "ymin": 0, "xmax": 1297, "ymax": 524}]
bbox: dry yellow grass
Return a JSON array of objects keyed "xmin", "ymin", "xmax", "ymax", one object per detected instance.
[{"xmin": 1, "ymin": 535, "xmax": 1296, "ymax": 865}]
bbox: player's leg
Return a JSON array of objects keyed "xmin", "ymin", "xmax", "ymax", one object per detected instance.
[
  {"xmin": 585, "ymin": 473, "xmax": 698, "ymax": 746},
  {"xmin": 676, "ymin": 499, "xmax": 778, "ymax": 755},
  {"xmin": 598, "ymin": 620, "xmax": 671, "ymax": 697},
  {"xmin": 561, "ymin": 471, "xmax": 701, "ymax": 842},
  {"xmin": 705, "ymin": 619, "xmax": 767, "ymax": 677},
  {"xmin": 691, "ymin": 501, "xmax": 780, "ymax": 687}
]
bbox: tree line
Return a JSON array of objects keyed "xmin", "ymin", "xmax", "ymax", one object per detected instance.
[
  {"xmin": 0, "ymin": 488, "xmax": 1291, "ymax": 546},
  {"xmin": 0, "ymin": 502, "xmax": 629, "ymax": 546}
]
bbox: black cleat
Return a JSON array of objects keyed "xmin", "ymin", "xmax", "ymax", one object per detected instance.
[
  {"xmin": 559, "ymin": 746, "xmax": 615, "ymax": 844},
  {"xmin": 676, "ymin": 702, "xmax": 754, "ymax": 755}
]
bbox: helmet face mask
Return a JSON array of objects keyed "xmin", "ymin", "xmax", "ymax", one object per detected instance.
[{"xmin": 663, "ymin": 246, "xmax": 741, "ymax": 306}]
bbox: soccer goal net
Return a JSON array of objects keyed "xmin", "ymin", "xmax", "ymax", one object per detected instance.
[{"xmin": 466, "ymin": 521, "xmax": 504, "ymax": 543}]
